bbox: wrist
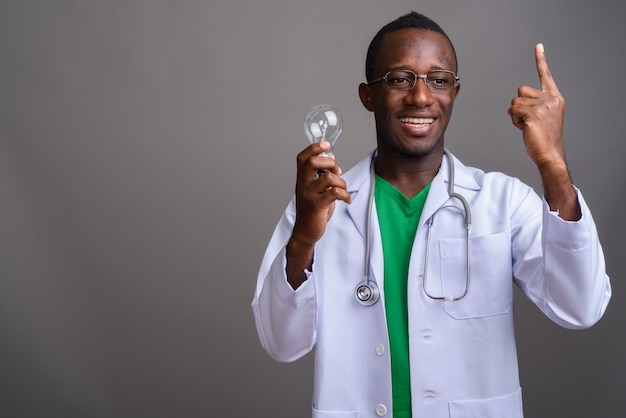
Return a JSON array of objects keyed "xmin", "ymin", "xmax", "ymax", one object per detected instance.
[{"xmin": 286, "ymin": 238, "xmax": 315, "ymax": 290}]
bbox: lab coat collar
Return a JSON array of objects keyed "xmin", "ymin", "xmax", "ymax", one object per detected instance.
[
  {"xmin": 422, "ymin": 150, "xmax": 480, "ymax": 224},
  {"xmin": 440, "ymin": 150, "xmax": 481, "ymax": 192},
  {"xmin": 344, "ymin": 151, "xmax": 375, "ymax": 240},
  {"xmin": 344, "ymin": 149, "xmax": 480, "ymax": 238}
]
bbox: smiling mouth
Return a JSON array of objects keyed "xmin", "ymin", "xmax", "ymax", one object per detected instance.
[{"xmin": 400, "ymin": 117, "xmax": 434, "ymax": 126}]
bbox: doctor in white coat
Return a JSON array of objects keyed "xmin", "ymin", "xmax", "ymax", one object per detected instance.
[{"xmin": 252, "ymin": 12, "xmax": 611, "ymax": 418}]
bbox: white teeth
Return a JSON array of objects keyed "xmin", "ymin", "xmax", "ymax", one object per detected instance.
[{"xmin": 400, "ymin": 117, "xmax": 434, "ymax": 124}]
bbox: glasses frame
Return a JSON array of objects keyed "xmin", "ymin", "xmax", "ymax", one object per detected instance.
[{"xmin": 368, "ymin": 69, "xmax": 459, "ymax": 91}]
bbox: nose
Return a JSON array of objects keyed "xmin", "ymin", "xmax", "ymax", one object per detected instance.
[{"xmin": 404, "ymin": 77, "xmax": 434, "ymax": 107}]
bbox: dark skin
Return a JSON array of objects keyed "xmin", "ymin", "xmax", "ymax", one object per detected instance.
[
  {"xmin": 287, "ymin": 29, "xmax": 580, "ymax": 289},
  {"xmin": 286, "ymin": 142, "xmax": 351, "ymax": 289},
  {"xmin": 508, "ymin": 43, "xmax": 581, "ymax": 221},
  {"xmin": 358, "ymin": 29, "xmax": 460, "ymax": 198}
]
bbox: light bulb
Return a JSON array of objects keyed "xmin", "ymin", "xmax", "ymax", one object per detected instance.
[{"xmin": 304, "ymin": 104, "xmax": 344, "ymax": 156}]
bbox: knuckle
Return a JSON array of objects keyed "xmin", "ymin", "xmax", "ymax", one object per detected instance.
[{"xmin": 296, "ymin": 152, "xmax": 308, "ymax": 166}]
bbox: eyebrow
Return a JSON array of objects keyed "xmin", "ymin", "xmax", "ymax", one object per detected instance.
[{"xmin": 386, "ymin": 65, "xmax": 454, "ymax": 73}]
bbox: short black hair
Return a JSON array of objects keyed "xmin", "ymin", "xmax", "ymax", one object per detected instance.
[{"xmin": 365, "ymin": 11, "xmax": 458, "ymax": 81}]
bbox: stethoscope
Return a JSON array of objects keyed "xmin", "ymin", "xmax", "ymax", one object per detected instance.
[{"xmin": 355, "ymin": 148, "xmax": 472, "ymax": 306}]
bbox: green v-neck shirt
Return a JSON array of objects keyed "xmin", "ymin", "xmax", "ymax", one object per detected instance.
[{"xmin": 375, "ymin": 175, "xmax": 431, "ymax": 418}]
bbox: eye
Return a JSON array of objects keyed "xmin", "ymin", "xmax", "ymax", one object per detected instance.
[
  {"xmin": 386, "ymin": 71, "xmax": 414, "ymax": 89},
  {"xmin": 427, "ymin": 72, "xmax": 455, "ymax": 89},
  {"xmin": 388, "ymin": 76, "xmax": 410, "ymax": 86}
]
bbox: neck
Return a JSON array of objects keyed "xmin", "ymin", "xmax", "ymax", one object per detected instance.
[{"xmin": 374, "ymin": 149, "xmax": 443, "ymax": 199}]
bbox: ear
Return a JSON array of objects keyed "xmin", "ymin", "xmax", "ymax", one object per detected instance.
[
  {"xmin": 359, "ymin": 82, "xmax": 375, "ymax": 112},
  {"xmin": 453, "ymin": 81, "xmax": 460, "ymax": 99}
]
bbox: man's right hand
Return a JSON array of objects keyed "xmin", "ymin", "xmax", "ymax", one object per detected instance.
[{"xmin": 286, "ymin": 141, "xmax": 351, "ymax": 289}]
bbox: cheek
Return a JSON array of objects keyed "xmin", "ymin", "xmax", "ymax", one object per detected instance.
[
  {"xmin": 373, "ymin": 93, "xmax": 401, "ymax": 113},
  {"xmin": 438, "ymin": 96, "xmax": 456, "ymax": 115},
  {"xmin": 372, "ymin": 99, "xmax": 391, "ymax": 121}
]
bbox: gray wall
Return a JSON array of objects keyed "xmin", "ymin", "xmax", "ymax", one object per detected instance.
[{"xmin": 1, "ymin": 1, "xmax": 624, "ymax": 417}]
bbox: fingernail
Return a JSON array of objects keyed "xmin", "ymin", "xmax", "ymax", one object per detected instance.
[{"xmin": 538, "ymin": 43, "xmax": 544, "ymax": 53}]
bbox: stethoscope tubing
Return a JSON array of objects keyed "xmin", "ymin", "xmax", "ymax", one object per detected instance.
[{"xmin": 355, "ymin": 148, "xmax": 471, "ymax": 306}]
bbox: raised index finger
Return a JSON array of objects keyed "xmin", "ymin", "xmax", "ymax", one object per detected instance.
[{"xmin": 535, "ymin": 43, "xmax": 560, "ymax": 94}]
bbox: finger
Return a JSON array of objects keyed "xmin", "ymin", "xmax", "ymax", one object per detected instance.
[
  {"xmin": 535, "ymin": 43, "xmax": 559, "ymax": 94},
  {"xmin": 326, "ymin": 187, "xmax": 352, "ymax": 204},
  {"xmin": 316, "ymin": 170, "xmax": 345, "ymax": 189},
  {"xmin": 516, "ymin": 84, "xmax": 542, "ymax": 99},
  {"xmin": 311, "ymin": 155, "xmax": 342, "ymax": 177},
  {"xmin": 297, "ymin": 143, "xmax": 338, "ymax": 176},
  {"xmin": 315, "ymin": 170, "xmax": 350, "ymax": 196},
  {"xmin": 297, "ymin": 141, "xmax": 332, "ymax": 164},
  {"xmin": 507, "ymin": 107, "xmax": 526, "ymax": 131},
  {"xmin": 319, "ymin": 183, "xmax": 352, "ymax": 204},
  {"xmin": 317, "ymin": 140, "xmax": 331, "ymax": 154}
]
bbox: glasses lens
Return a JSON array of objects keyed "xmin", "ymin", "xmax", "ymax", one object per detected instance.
[
  {"xmin": 385, "ymin": 71, "xmax": 416, "ymax": 90},
  {"xmin": 426, "ymin": 71, "xmax": 456, "ymax": 90}
]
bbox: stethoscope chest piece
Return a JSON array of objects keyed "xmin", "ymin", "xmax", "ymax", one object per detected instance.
[{"xmin": 355, "ymin": 280, "xmax": 380, "ymax": 306}]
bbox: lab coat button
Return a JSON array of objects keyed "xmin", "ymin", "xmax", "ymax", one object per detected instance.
[
  {"xmin": 375, "ymin": 344, "xmax": 385, "ymax": 356},
  {"xmin": 375, "ymin": 403, "xmax": 387, "ymax": 416}
]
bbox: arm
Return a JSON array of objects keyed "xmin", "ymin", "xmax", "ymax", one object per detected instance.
[
  {"xmin": 508, "ymin": 43, "xmax": 580, "ymax": 221},
  {"xmin": 540, "ymin": 190, "xmax": 611, "ymax": 328},
  {"xmin": 512, "ymin": 185, "xmax": 611, "ymax": 329},
  {"xmin": 509, "ymin": 45, "xmax": 610, "ymax": 327},
  {"xmin": 251, "ymin": 141, "xmax": 351, "ymax": 361},
  {"xmin": 251, "ymin": 204, "xmax": 318, "ymax": 362}
]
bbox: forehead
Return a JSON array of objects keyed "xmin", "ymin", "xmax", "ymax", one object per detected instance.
[{"xmin": 375, "ymin": 28, "xmax": 456, "ymax": 72}]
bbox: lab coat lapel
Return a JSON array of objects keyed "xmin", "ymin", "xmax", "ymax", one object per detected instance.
[
  {"xmin": 420, "ymin": 151, "xmax": 480, "ymax": 225},
  {"xmin": 345, "ymin": 152, "xmax": 385, "ymax": 295},
  {"xmin": 345, "ymin": 152, "xmax": 375, "ymax": 240},
  {"xmin": 421, "ymin": 154, "xmax": 452, "ymax": 224}
]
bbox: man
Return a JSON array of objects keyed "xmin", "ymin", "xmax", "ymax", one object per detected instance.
[{"xmin": 252, "ymin": 11, "xmax": 610, "ymax": 418}]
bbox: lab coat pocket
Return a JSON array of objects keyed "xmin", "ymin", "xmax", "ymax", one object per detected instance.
[
  {"xmin": 449, "ymin": 387, "xmax": 523, "ymax": 418},
  {"xmin": 439, "ymin": 232, "xmax": 512, "ymax": 319},
  {"xmin": 312, "ymin": 409, "xmax": 359, "ymax": 418}
]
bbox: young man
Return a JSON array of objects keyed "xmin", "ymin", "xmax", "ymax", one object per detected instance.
[{"xmin": 252, "ymin": 11, "xmax": 610, "ymax": 418}]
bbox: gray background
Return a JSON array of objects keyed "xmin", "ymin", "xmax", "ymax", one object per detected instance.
[{"xmin": 0, "ymin": 1, "xmax": 623, "ymax": 417}]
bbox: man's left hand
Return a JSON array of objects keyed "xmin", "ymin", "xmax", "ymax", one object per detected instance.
[{"xmin": 508, "ymin": 43, "xmax": 566, "ymax": 169}]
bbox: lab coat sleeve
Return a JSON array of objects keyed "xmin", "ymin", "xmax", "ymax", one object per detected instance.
[
  {"xmin": 251, "ymin": 198, "xmax": 317, "ymax": 362},
  {"xmin": 514, "ymin": 187, "xmax": 611, "ymax": 329}
]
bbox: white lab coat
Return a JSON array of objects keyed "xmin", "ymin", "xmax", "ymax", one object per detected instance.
[{"xmin": 252, "ymin": 150, "xmax": 611, "ymax": 418}]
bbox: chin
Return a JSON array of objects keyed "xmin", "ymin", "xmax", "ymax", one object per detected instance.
[{"xmin": 392, "ymin": 139, "xmax": 443, "ymax": 158}]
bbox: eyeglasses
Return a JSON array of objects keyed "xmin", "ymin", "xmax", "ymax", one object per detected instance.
[{"xmin": 368, "ymin": 69, "xmax": 459, "ymax": 91}]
